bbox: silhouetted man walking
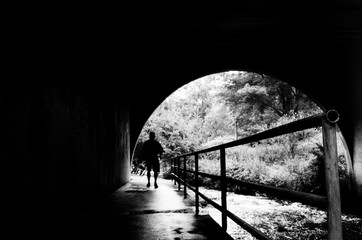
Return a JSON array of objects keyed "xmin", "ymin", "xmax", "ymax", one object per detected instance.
[{"xmin": 141, "ymin": 131, "xmax": 163, "ymax": 188}]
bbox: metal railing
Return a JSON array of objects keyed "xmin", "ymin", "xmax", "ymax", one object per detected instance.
[{"xmin": 170, "ymin": 110, "xmax": 342, "ymax": 240}]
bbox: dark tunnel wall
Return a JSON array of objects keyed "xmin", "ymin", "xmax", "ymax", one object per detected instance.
[
  {"xmin": 2, "ymin": 85, "xmax": 130, "ymax": 237},
  {"xmin": 2, "ymin": 1, "xmax": 361, "ymax": 238}
]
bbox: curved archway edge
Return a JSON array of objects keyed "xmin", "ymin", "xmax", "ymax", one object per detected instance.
[{"xmin": 129, "ymin": 43, "xmax": 362, "ymax": 198}]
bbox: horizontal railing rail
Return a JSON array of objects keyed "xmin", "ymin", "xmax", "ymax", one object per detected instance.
[
  {"xmin": 175, "ymin": 111, "xmax": 335, "ymax": 158},
  {"xmin": 169, "ymin": 110, "xmax": 342, "ymax": 240},
  {"xmin": 172, "ymin": 173, "xmax": 271, "ymax": 240},
  {"xmin": 175, "ymin": 167, "xmax": 327, "ymax": 209}
]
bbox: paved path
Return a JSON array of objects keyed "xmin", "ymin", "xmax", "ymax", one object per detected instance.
[{"xmin": 90, "ymin": 174, "xmax": 233, "ymax": 240}]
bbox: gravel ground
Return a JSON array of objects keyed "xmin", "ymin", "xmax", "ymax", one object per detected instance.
[{"xmin": 186, "ymin": 186, "xmax": 362, "ymax": 240}]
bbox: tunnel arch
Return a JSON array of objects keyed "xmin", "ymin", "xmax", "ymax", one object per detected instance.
[
  {"xmin": 132, "ymin": 64, "xmax": 344, "ymax": 144},
  {"xmin": 131, "ymin": 70, "xmax": 354, "ymax": 192},
  {"xmin": 130, "ymin": 42, "xmax": 361, "ymax": 198},
  {"xmin": 131, "ymin": 52, "xmax": 344, "ymax": 152}
]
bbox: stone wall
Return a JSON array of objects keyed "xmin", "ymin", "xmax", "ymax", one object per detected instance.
[{"xmin": 2, "ymin": 85, "xmax": 130, "ymax": 238}]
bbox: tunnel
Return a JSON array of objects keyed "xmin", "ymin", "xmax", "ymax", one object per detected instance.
[{"xmin": 2, "ymin": 1, "xmax": 362, "ymax": 239}]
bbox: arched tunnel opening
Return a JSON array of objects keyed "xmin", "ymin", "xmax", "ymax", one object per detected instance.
[{"xmin": 130, "ymin": 71, "xmax": 360, "ymax": 239}]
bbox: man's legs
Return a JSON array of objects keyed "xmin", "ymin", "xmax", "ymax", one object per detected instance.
[
  {"xmin": 154, "ymin": 161, "xmax": 160, "ymax": 188},
  {"xmin": 146, "ymin": 160, "xmax": 160, "ymax": 188},
  {"xmin": 154, "ymin": 171, "xmax": 158, "ymax": 188},
  {"xmin": 146, "ymin": 164, "xmax": 151, "ymax": 187}
]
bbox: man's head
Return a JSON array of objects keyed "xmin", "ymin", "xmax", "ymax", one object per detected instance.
[{"xmin": 149, "ymin": 131, "xmax": 155, "ymax": 140}]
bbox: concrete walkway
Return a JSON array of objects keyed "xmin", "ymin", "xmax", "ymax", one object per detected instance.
[{"xmin": 91, "ymin": 174, "xmax": 233, "ymax": 240}]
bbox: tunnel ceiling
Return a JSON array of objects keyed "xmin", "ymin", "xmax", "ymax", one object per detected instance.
[
  {"xmin": 10, "ymin": 1, "xmax": 361, "ymax": 151},
  {"xmin": 124, "ymin": 1, "xmax": 362, "ymax": 149}
]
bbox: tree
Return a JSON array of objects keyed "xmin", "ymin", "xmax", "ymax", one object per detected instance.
[
  {"xmin": 219, "ymin": 72, "xmax": 321, "ymax": 136},
  {"xmin": 203, "ymin": 102, "xmax": 234, "ymax": 141},
  {"xmin": 221, "ymin": 72, "xmax": 320, "ymax": 115},
  {"xmin": 134, "ymin": 71, "xmax": 322, "ymax": 169}
]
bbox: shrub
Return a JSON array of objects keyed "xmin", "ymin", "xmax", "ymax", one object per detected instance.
[{"xmin": 182, "ymin": 121, "xmax": 350, "ymax": 197}]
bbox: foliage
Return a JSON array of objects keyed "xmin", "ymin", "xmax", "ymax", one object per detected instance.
[
  {"xmin": 134, "ymin": 76, "xmax": 235, "ymax": 164},
  {"xmin": 219, "ymin": 72, "xmax": 322, "ymax": 137},
  {"xmin": 134, "ymin": 71, "xmax": 349, "ymax": 195}
]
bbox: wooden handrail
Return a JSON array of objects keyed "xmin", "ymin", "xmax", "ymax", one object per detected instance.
[
  {"xmin": 172, "ymin": 173, "xmax": 272, "ymax": 240},
  {"xmin": 169, "ymin": 110, "xmax": 342, "ymax": 240},
  {"xmin": 176, "ymin": 112, "xmax": 326, "ymax": 158},
  {"xmin": 178, "ymin": 167, "xmax": 327, "ymax": 209}
]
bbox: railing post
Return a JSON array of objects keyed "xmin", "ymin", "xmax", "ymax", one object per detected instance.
[
  {"xmin": 178, "ymin": 157, "xmax": 181, "ymax": 191},
  {"xmin": 220, "ymin": 148, "xmax": 227, "ymax": 231},
  {"xmin": 195, "ymin": 153, "xmax": 199, "ymax": 215},
  {"xmin": 322, "ymin": 110, "xmax": 342, "ymax": 240},
  {"xmin": 172, "ymin": 158, "xmax": 176, "ymax": 185},
  {"xmin": 183, "ymin": 157, "xmax": 187, "ymax": 199}
]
